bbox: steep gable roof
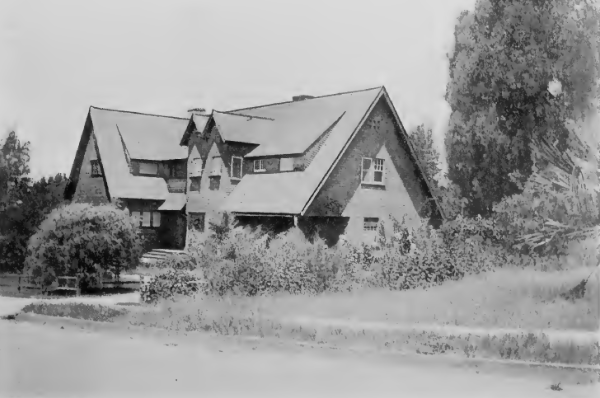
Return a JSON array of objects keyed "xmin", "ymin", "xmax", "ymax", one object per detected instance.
[
  {"xmin": 87, "ymin": 107, "xmax": 188, "ymax": 200},
  {"xmin": 221, "ymin": 86, "xmax": 445, "ymax": 219},
  {"xmin": 222, "ymin": 87, "xmax": 383, "ymax": 214}
]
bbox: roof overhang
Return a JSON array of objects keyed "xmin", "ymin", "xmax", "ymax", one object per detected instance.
[{"xmin": 157, "ymin": 193, "xmax": 187, "ymax": 211}]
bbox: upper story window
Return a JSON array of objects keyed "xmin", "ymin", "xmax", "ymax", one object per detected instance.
[
  {"xmin": 254, "ymin": 159, "xmax": 266, "ymax": 172},
  {"xmin": 210, "ymin": 156, "xmax": 222, "ymax": 176},
  {"xmin": 361, "ymin": 157, "xmax": 385, "ymax": 184},
  {"xmin": 231, "ymin": 156, "xmax": 243, "ymax": 179},
  {"xmin": 139, "ymin": 162, "xmax": 158, "ymax": 176},
  {"xmin": 91, "ymin": 159, "xmax": 102, "ymax": 177},
  {"xmin": 280, "ymin": 157, "xmax": 294, "ymax": 172}
]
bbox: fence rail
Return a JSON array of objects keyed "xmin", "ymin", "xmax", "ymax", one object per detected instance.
[{"xmin": 0, "ymin": 273, "xmax": 142, "ymax": 296}]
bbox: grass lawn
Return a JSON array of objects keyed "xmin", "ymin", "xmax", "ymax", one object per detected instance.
[{"xmin": 126, "ymin": 265, "xmax": 600, "ymax": 333}]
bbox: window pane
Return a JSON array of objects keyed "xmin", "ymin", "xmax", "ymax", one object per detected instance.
[
  {"xmin": 140, "ymin": 162, "xmax": 158, "ymax": 175},
  {"xmin": 254, "ymin": 159, "xmax": 265, "ymax": 171},
  {"xmin": 362, "ymin": 158, "xmax": 372, "ymax": 182},
  {"xmin": 232, "ymin": 157, "xmax": 242, "ymax": 179},
  {"xmin": 132, "ymin": 211, "xmax": 142, "ymax": 227},
  {"xmin": 152, "ymin": 212, "xmax": 161, "ymax": 227},
  {"xmin": 374, "ymin": 171, "xmax": 383, "ymax": 182},
  {"xmin": 190, "ymin": 213, "xmax": 205, "ymax": 232},
  {"xmin": 142, "ymin": 212, "xmax": 151, "ymax": 227},
  {"xmin": 209, "ymin": 177, "xmax": 220, "ymax": 191},
  {"xmin": 190, "ymin": 176, "xmax": 201, "ymax": 191}
]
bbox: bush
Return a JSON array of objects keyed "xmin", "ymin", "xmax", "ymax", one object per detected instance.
[
  {"xmin": 140, "ymin": 269, "xmax": 203, "ymax": 304},
  {"xmin": 23, "ymin": 203, "xmax": 144, "ymax": 291}
]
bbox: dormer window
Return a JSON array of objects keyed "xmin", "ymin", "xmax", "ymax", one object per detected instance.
[
  {"xmin": 254, "ymin": 159, "xmax": 266, "ymax": 172},
  {"xmin": 231, "ymin": 156, "xmax": 243, "ymax": 179},
  {"xmin": 91, "ymin": 159, "xmax": 102, "ymax": 177},
  {"xmin": 139, "ymin": 162, "xmax": 158, "ymax": 176},
  {"xmin": 361, "ymin": 157, "xmax": 385, "ymax": 185}
]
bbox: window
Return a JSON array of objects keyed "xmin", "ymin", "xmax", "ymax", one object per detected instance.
[
  {"xmin": 231, "ymin": 156, "xmax": 243, "ymax": 179},
  {"xmin": 91, "ymin": 160, "xmax": 102, "ymax": 177},
  {"xmin": 210, "ymin": 156, "xmax": 222, "ymax": 176},
  {"xmin": 139, "ymin": 162, "xmax": 158, "ymax": 175},
  {"xmin": 363, "ymin": 217, "xmax": 379, "ymax": 243},
  {"xmin": 131, "ymin": 211, "xmax": 161, "ymax": 228},
  {"xmin": 280, "ymin": 157, "xmax": 294, "ymax": 172},
  {"xmin": 189, "ymin": 213, "xmax": 205, "ymax": 232},
  {"xmin": 209, "ymin": 176, "xmax": 220, "ymax": 191},
  {"xmin": 361, "ymin": 157, "xmax": 385, "ymax": 184},
  {"xmin": 254, "ymin": 159, "xmax": 265, "ymax": 172},
  {"xmin": 190, "ymin": 176, "xmax": 201, "ymax": 192},
  {"xmin": 152, "ymin": 212, "xmax": 161, "ymax": 228}
]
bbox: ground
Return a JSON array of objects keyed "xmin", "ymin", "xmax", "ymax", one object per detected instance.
[
  {"xmin": 1, "ymin": 291, "xmax": 598, "ymax": 398},
  {"xmin": 1, "ymin": 319, "xmax": 597, "ymax": 398}
]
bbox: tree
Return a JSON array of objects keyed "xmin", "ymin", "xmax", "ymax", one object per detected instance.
[
  {"xmin": 23, "ymin": 203, "xmax": 144, "ymax": 291},
  {"xmin": 410, "ymin": 124, "xmax": 465, "ymax": 219},
  {"xmin": 0, "ymin": 173, "xmax": 69, "ymax": 273},
  {"xmin": 0, "ymin": 131, "xmax": 31, "ymax": 208},
  {"xmin": 445, "ymin": 0, "xmax": 600, "ymax": 216}
]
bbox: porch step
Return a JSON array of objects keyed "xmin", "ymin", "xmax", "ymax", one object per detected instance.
[{"xmin": 139, "ymin": 249, "xmax": 189, "ymax": 265}]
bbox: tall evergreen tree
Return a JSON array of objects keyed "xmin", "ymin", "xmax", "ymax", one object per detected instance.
[{"xmin": 445, "ymin": 0, "xmax": 600, "ymax": 216}]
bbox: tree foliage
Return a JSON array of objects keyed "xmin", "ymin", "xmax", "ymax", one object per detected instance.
[
  {"xmin": 23, "ymin": 203, "xmax": 144, "ymax": 291},
  {"xmin": 0, "ymin": 131, "xmax": 31, "ymax": 208},
  {"xmin": 445, "ymin": 0, "xmax": 600, "ymax": 216}
]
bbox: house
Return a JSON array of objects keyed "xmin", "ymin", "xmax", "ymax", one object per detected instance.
[
  {"xmin": 64, "ymin": 106, "xmax": 209, "ymax": 250},
  {"xmin": 180, "ymin": 86, "xmax": 444, "ymax": 247}
]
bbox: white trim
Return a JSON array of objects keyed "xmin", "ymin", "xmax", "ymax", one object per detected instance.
[
  {"xmin": 231, "ymin": 155, "xmax": 243, "ymax": 180},
  {"xmin": 300, "ymin": 88, "xmax": 384, "ymax": 216},
  {"xmin": 254, "ymin": 159, "xmax": 266, "ymax": 172}
]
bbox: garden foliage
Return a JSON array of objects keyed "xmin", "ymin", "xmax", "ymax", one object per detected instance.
[{"xmin": 23, "ymin": 203, "xmax": 144, "ymax": 291}]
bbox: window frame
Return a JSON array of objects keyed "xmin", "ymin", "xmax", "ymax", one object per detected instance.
[
  {"xmin": 361, "ymin": 157, "xmax": 385, "ymax": 185},
  {"xmin": 363, "ymin": 217, "xmax": 380, "ymax": 243},
  {"xmin": 131, "ymin": 210, "xmax": 161, "ymax": 228},
  {"xmin": 254, "ymin": 159, "xmax": 266, "ymax": 172},
  {"xmin": 90, "ymin": 159, "xmax": 102, "ymax": 177},
  {"xmin": 231, "ymin": 156, "xmax": 243, "ymax": 180}
]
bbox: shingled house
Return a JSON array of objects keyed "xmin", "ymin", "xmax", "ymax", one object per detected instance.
[
  {"xmin": 64, "ymin": 107, "xmax": 209, "ymax": 250},
  {"xmin": 180, "ymin": 86, "xmax": 444, "ymax": 247}
]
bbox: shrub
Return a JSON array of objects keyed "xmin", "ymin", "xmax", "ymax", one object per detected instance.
[
  {"xmin": 23, "ymin": 203, "xmax": 144, "ymax": 291},
  {"xmin": 140, "ymin": 269, "xmax": 203, "ymax": 304}
]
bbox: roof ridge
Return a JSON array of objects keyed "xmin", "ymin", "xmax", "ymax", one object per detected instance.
[
  {"xmin": 230, "ymin": 86, "xmax": 384, "ymax": 112},
  {"xmin": 214, "ymin": 110, "xmax": 275, "ymax": 121},
  {"xmin": 89, "ymin": 106, "xmax": 188, "ymax": 121}
]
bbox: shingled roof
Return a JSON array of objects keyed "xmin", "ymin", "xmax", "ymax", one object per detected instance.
[
  {"xmin": 87, "ymin": 107, "xmax": 189, "ymax": 200},
  {"xmin": 218, "ymin": 86, "xmax": 444, "ymax": 218}
]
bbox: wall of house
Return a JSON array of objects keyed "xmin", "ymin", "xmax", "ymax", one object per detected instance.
[
  {"xmin": 70, "ymin": 120, "xmax": 110, "ymax": 205},
  {"xmin": 126, "ymin": 199, "xmax": 167, "ymax": 251},
  {"xmin": 303, "ymin": 98, "xmax": 437, "ymax": 245},
  {"xmin": 185, "ymin": 124, "xmax": 256, "ymax": 246}
]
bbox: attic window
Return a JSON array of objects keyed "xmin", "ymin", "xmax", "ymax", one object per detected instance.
[
  {"xmin": 139, "ymin": 162, "xmax": 158, "ymax": 176},
  {"xmin": 231, "ymin": 156, "xmax": 243, "ymax": 179},
  {"xmin": 91, "ymin": 160, "xmax": 102, "ymax": 177},
  {"xmin": 361, "ymin": 157, "xmax": 385, "ymax": 185},
  {"xmin": 254, "ymin": 159, "xmax": 266, "ymax": 172}
]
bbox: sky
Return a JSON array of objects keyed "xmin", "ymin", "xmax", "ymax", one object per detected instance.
[{"xmin": 0, "ymin": 0, "xmax": 476, "ymax": 180}]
